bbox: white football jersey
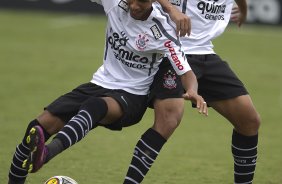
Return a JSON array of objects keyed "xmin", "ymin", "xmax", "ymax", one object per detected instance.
[
  {"xmin": 90, "ymin": 0, "xmax": 191, "ymax": 95},
  {"xmin": 169, "ymin": 0, "xmax": 234, "ymax": 54}
]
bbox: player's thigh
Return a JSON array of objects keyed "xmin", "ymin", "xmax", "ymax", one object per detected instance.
[
  {"xmin": 100, "ymin": 97, "xmax": 123, "ymax": 125},
  {"xmin": 209, "ymin": 95, "xmax": 260, "ymax": 135}
]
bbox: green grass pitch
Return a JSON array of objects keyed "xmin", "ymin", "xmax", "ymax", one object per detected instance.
[{"xmin": 0, "ymin": 9, "xmax": 282, "ymax": 183}]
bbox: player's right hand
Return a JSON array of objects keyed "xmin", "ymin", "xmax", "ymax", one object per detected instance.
[{"xmin": 183, "ymin": 91, "xmax": 208, "ymax": 116}]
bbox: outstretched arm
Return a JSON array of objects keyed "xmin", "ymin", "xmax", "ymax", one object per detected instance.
[
  {"xmin": 180, "ymin": 71, "xmax": 208, "ymax": 116},
  {"xmin": 157, "ymin": 0, "xmax": 191, "ymax": 36},
  {"xmin": 231, "ymin": 0, "xmax": 248, "ymax": 27}
]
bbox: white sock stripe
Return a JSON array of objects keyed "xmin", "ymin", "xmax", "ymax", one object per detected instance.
[
  {"xmin": 79, "ymin": 110, "xmax": 93, "ymax": 129},
  {"xmin": 75, "ymin": 114, "xmax": 90, "ymax": 132},
  {"xmin": 124, "ymin": 177, "xmax": 139, "ymax": 184},
  {"xmin": 140, "ymin": 139, "xmax": 159, "ymax": 154},
  {"xmin": 79, "ymin": 113, "xmax": 89, "ymax": 123},
  {"xmin": 58, "ymin": 131, "xmax": 72, "ymax": 147},
  {"xmin": 133, "ymin": 155, "xmax": 150, "ymax": 169},
  {"xmin": 233, "ymin": 154, "xmax": 257, "ymax": 159},
  {"xmin": 14, "ymin": 153, "xmax": 25, "ymax": 162},
  {"xmin": 9, "ymin": 170, "xmax": 27, "ymax": 178},
  {"xmin": 16, "ymin": 146, "xmax": 28, "ymax": 158},
  {"xmin": 75, "ymin": 120, "xmax": 85, "ymax": 137},
  {"xmin": 234, "ymin": 171, "xmax": 255, "ymax": 175},
  {"xmin": 70, "ymin": 119, "xmax": 85, "ymax": 137},
  {"xmin": 135, "ymin": 146, "xmax": 155, "ymax": 162},
  {"xmin": 234, "ymin": 162, "xmax": 256, "ymax": 167},
  {"xmin": 232, "ymin": 144, "xmax": 257, "ymax": 151},
  {"xmin": 129, "ymin": 164, "xmax": 145, "ymax": 177},
  {"xmin": 65, "ymin": 125, "xmax": 78, "ymax": 143},
  {"xmin": 72, "ymin": 116, "xmax": 87, "ymax": 128},
  {"xmin": 234, "ymin": 180, "xmax": 253, "ymax": 184},
  {"xmin": 12, "ymin": 162, "xmax": 26, "ymax": 171},
  {"xmin": 20, "ymin": 142, "xmax": 29, "ymax": 150}
]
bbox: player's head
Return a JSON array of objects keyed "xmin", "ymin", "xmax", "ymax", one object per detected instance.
[{"xmin": 127, "ymin": 0, "xmax": 155, "ymax": 20}]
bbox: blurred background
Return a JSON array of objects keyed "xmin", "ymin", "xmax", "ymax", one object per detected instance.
[
  {"xmin": 1, "ymin": 0, "xmax": 282, "ymax": 25},
  {"xmin": 0, "ymin": 0, "xmax": 282, "ymax": 183}
]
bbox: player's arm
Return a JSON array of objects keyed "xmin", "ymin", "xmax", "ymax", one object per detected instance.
[
  {"xmin": 231, "ymin": 0, "xmax": 248, "ymax": 27},
  {"xmin": 164, "ymin": 39, "xmax": 207, "ymax": 115},
  {"xmin": 180, "ymin": 71, "xmax": 208, "ymax": 116},
  {"xmin": 157, "ymin": 0, "xmax": 191, "ymax": 36}
]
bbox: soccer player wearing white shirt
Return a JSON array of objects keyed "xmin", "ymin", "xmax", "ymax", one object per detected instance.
[
  {"xmin": 7, "ymin": 0, "xmax": 208, "ymax": 183},
  {"xmin": 123, "ymin": 0, "xmax": 260, "ymax": 183}
]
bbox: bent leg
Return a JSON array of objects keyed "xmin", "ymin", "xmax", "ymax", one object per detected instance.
[
  {"xmin": 210, "ymin": 95, "xmax": 260, "ymax": 136},
  {"xmin": 209, "ymin": 95, "xmax": 261, "ymax": 184},
  {"xmin": 45, "ymin": 97, "xmax": 113, "ymax": 161},
  {"xmin": 42, "ymin": 96, "xmax": 123, "ymax": 166}
]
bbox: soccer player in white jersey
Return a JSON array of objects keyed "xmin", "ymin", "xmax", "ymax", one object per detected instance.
[
  {"xmin": 7, "ymin": 0, "xmax": 208, "ymax": 183},
  {"xmin": 123, "ymin": 0, "xmax": 260, "ymax": 183}
]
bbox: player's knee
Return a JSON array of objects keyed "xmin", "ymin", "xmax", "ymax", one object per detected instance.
[
  {"xmin": 235, "ymin": 111, "xmax": 261, "ymax": 136},
  {"xmin": 165, "ymin": 117, "xmax": 181, "ymax": 131},
  {"xmin": 153, "ymin": 98, "xmax": 184, "ymax": 138},
  {"xmin": 249, "ymin": 111, "xmax": 261, "ymax": 131},
  {"xmin": 153, "ymin": 118, "xmax": 180, "ymax": 140},
  {"xmin": 153, "ymin": 109, "xmax": 183, "ymax": 139},
  {"xmin": 161, "ymin": 107, "xmax": 182, "ymax": 126}
]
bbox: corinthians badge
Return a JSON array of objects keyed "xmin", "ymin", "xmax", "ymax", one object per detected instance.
[
  {"xmin": 163, "ymin": 70, "xmax": 177, "ymax": 89},
  {"xmin": 136, "ymin": 32, "xmax": 149, "ymax": 51}
]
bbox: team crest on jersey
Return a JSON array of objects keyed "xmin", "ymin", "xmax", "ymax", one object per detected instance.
[
  {"xmin": 163, "ymin": 70, "xmax": 177, "ymax": 89},
  {"xmin": 118, "ymin": 0, "xmax": 128, "ymax": 12},
  {"xmin": 150, "ymin": 25, "xmax": 162, "ymax": 40},
  {"xmin": 168, "ymin": 0, "xmax": 181, "ymax": 6},
  {"xmin": 135, "ymin": 32, "xmax": 149, "ymax": 51}
]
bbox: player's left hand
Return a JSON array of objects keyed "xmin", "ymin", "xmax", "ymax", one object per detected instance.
[
  {"xmin": 183, "ymin": 91, "xmax": 208, "ymax": 116},
  {"xmin": 167, "ymin": 6, "xmax": 191, "ymax": 36},
  {"xmin": 230, "ymin": 6, "xmax": 246, "ymax": 27}
]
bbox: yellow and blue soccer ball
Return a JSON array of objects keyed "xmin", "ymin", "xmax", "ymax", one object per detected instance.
[{"xmin": 44, "ymin": 176, "xmax": 78, "ymax": 184}]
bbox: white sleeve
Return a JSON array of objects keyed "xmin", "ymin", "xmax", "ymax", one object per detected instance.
[
  {"xmin": 90, "ymin": 0, "xmax": 118, "ymax": 14},
  {"xmin": 164, "ymin": 40, "xmax": 191, "ymax": 75}
]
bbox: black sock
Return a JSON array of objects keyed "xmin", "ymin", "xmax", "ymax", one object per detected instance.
[
  {"xmin": 45, "ymin": 138, "xmax": 64, "ymax": 163},
  {"xmin": 124, "ymin": 128, "xmax": 166, "ymax": 184},
  {"xmin": 8, "ymin": 120, "xmax": 51, "ymax": 183},
  {"xmin": 46, "ymin": 97, "xmax": 108, "ymax": 161},
  {"xmin": 232, "ymin": 129, "xmax": 258, "ymax": 184}
]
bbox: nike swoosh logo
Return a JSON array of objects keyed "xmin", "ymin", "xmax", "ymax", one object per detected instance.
[
  {"xmin": 141, "ymin": 156, "xmax": 151, "ymax": 165},
  {"xmin": 121, "ymin": 96, "xmax": 128, "ymax": 106}
]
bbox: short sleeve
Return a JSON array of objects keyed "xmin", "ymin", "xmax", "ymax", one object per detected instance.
[{"xmin": 164, "ymin": 40, "xmax": 191, "ymax": 75}]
